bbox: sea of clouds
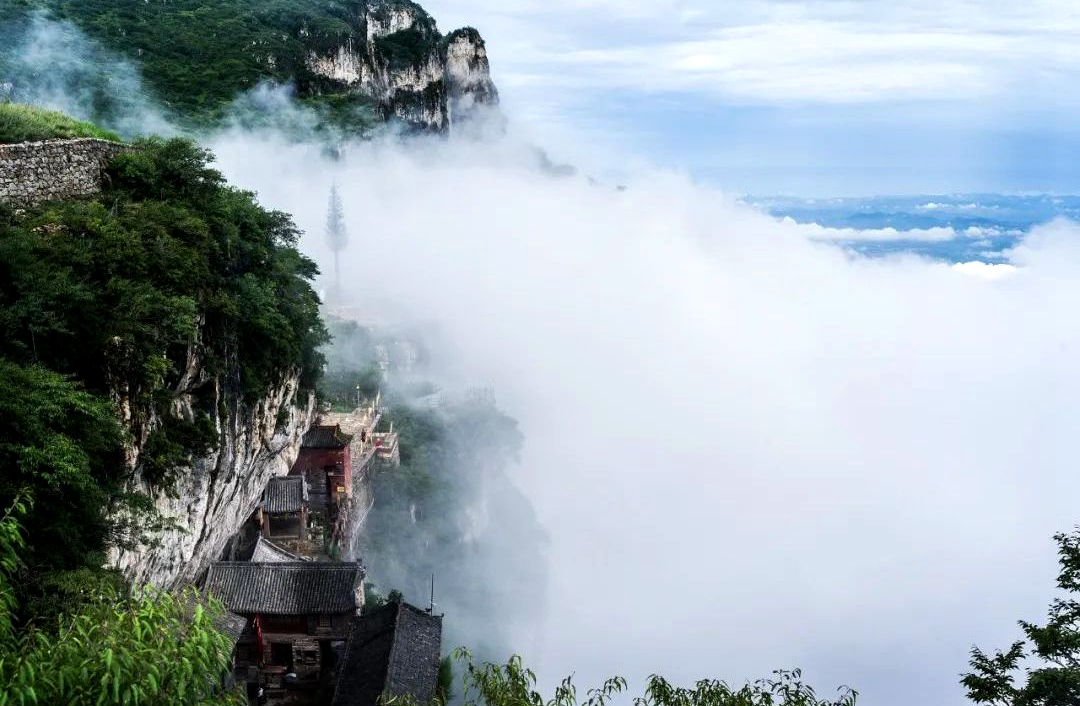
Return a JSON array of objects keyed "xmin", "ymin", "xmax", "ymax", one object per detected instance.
[
  {"xmin": 205, "ymin": 128, "xmax": 1080, "ymax": 706},
  {"xmin": 6, "ymin": 12, "xmax": 1080, "ymax": 706}
]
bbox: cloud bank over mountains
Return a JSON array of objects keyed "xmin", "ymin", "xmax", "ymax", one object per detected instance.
[
  {"xmin": 206, "ymin": 127, "xmax": 1080, "ymax": 706},
  {"xmin": 426, "ymin": 0, "xmax": 1080, "ymax": 106},
  {"xmin": 5, "ymin": 10, "xmax": 1079, "ymax": 705}
]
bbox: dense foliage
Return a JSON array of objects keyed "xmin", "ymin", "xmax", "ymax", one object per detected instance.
[
  {"xmin": 0, "ymin": 361, "xmax": 124, "ymax": 575},
  {"xmin": 3, "ymin": 0, "xmax": 442, "ymax": 128},
  {"xmin": 0, "ymin": 101, "xmax": 120, "ymax": 143},
  {"xmin": 0, "ymin": 135, "xmax": 325, "ymax": 596},
  {"xmin": 961, "ymin": 529, "xmax": 1080, "ymax": 705},
  {"xmin": 450, "ymin": 651, "xmax": 857, "ymax": 706},
  {"xmin": 1, "ymin": 135, "xmax": 326, "ymax": 399},
  {"xmin": 0, "ymin": 497, "xmax": 242, "ymax": 705}
]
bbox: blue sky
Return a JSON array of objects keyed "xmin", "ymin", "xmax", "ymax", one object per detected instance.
[{"xmin": 424, "ymin": 0, "xmax": 1080, "ymax": 195}]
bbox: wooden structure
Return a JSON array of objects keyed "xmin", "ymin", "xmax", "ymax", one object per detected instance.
[
  {"xmin": 291, "ymin": 425, "xmax": 353, "ymax": 515},
  {"xmin": 205, "ymin": 561, "xmax": 364, "ymax": 705},
  {"xmin": 331, "ymin": 602, "xmax": 443, "ymax": 706},
  {"xmin": 261, "ymin": 476, "xmax": 309, "ymax": 543}
]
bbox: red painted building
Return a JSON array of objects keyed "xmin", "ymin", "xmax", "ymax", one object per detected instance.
[{"xmin": 290, "ymin": 424, "xmax": 352, "ymax": 520}]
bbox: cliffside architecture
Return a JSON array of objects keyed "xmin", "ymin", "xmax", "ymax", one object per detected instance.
[
  {"xmin": 261, "ymin": 477, "xmax": 311, "ymax": 550},
  {"xmin": 294, "ymin": 424, "xmax": 354, "ymax": 516},
  {"xmin": 206, "ymin": 561, "xmax": 364, "ymax": 704},
  {"xmin": 207, "ymin": 393, "xmax": 439, "ymax": 706}
]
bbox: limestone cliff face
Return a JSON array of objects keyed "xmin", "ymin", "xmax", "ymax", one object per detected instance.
[
  {"xmin": 303, "ymin": 0, "xmax": 499, "ymax": 131},
  {"xmin": 444, "ymin": 28, "xmax": 500, "ymax": 126},
  {"xmin": 109, "ymin": 339, "xmax": 315, "ymax": 589}
]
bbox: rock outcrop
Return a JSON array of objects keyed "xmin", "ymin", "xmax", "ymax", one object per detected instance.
[
  {"xmin": 444, "ymin": 28, "xmax": 499, "ymax": 125},
  {"xmin": 109, "ymin": 340, "xmax": 316, "ymax": 589},
  {"xmin": 303, "ymin": 0, "xmax": 499, "ymax": 131}
]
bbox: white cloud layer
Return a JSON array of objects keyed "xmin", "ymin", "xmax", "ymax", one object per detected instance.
[
  {"xmin": 422, "ymin": 0, "xmax": 1080, "ymax": 107},
  {"xmin": 952, "ymin": 260, "xmax": 1018, "ymax": 279},
  {"xmin": 208, "ymin": 127, "xmax": 1080, "ymax": 706},
  {"xmin": 784, "ymin": 218, "xmax": 961, "ymax": 241}
]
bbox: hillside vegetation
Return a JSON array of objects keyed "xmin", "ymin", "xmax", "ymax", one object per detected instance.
[
  {"xmin": 6, "ymin": 0, "xmax": 437, "ymax": 127},
  {"xmin": 0, "ymin": 102, "xmax": 121, "ymax": 143},
  {"xmin": 0, "ymin": 128, "xmax": 326, "ymax": 617}
]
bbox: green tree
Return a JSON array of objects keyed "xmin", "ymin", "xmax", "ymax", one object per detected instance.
[
  {"xmin": 449, "ymin": 650, "xmax": 857, "ymax": 706},
  {"xmin": 0, "ymin": 361, "xmax": 124, "ymax": 574},
  {"xmin": 326, "ymin": 182, "xmax": 348, "ymax": 299},
  {"xmin": 962, "ymin": 529, "xmax": 1080, "ymax": 705}
]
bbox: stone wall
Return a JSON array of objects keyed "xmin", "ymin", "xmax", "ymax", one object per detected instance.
[{"xmin": 0, "ymin": 138, "xmax": 132, "ymax": 206}]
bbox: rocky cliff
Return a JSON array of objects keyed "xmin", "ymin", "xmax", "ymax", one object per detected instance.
[
  {"xmin": 108, "ymin": 328, "xmax": 317, "ymax": 590},
  {"xmin": 6, "ymin": 0, "xmax": 499, "ymax": 135},
  {"xmin": 302, "ymin": 1, "xmax": 499, "ymax": 131}
]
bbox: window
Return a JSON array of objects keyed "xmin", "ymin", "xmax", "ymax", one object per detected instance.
[{"xmin": 317, "ymin": 614, "xmax": 332, "ymax": 629}]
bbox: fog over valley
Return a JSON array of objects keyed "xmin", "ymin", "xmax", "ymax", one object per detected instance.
[
  {"xmin": 207, "ymin": 127, "xmax": 1080, "ymax": 706},
  {"xmin": 2, "ymin": 4, "xmax": 1080, "ymax": 706}
]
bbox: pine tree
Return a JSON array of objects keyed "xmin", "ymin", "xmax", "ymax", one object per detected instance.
[{"xmin": 326, "ymin": 183, "xmax": 348, "ymax": 299}]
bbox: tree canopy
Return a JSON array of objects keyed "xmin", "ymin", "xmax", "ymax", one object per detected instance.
[
  {"xmin": 962, "ymin": 529, "xmax": 1080, "ymax": 705},
  {"xmin": 449, "ymin": 650, "xmax": 857, "ymax": 706},
  {"xmin": 0, "ymin": 134, "xmax": 326, "ymax": 600}
]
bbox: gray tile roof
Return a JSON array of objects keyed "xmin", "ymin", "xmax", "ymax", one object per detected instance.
[
  {"xmin": 204, "ymin": 562, "xmax": 363, "ymax": 615},
  {"xmin": 263, "ymin": 476, "xmax": 306, "ymax": 514},
  {"xmin": 215, "ymin": 610, "xmax": 249, "ymax": 645},
  {"xmin": 251, "ymin": 536, "xmax": 310, "ymax": 563},
  {"xmin": 302, "ymin": 424, "xmax": 353, "ymax": 449},
  {"xmin": 332, "ymin": 602, "xmax": 443, "ymax": 706}
]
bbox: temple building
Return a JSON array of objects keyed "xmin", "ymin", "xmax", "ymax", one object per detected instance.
[
  {"xmin": 261, "ymin": 476, "xmax": 309, "ymax": 550},
  {"xmin": 291, "ymin": 425, "xmax": 353, "ymax": 544},
  {"xmin": 210, "ymin": 395, "xmax": 436, "ymax": 706},
  {"xmin": 205, "ymin": 561, "xmax": 364, "ymax": 705}
]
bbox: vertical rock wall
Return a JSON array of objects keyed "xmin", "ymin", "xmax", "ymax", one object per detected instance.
[
  {"xmin": 110, "ymin": 372, "xmax": 316, "ymax": 588},
  {"xmin": 304, "ymin": 1, "xmax": 499, "ymax": 131},
  {"xmin": 444, "ymin": 28, "xmax": 499, "ymax": 126}
]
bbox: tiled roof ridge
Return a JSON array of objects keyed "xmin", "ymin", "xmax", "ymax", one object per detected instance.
[
  {"xmin": 302, "ymin": 423, "xmax": 354, "ymax": 448},
  {"xmin": 211, "ymin": 560, "xmax": 358, "ymax": 569},
  {"xmin": 383, "ymin": 601, "xmax": 407, "ymax": 691},
  {"xmin": 251, "ymin": 536, "xmax": 310, "ymax": 562},
  {"xmin": 204, "ymin": 561, "xmax": 364, "ymax": 615}
]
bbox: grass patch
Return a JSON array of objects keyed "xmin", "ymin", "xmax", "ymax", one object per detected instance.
[{"xmin": 0, "ymin": 103, "xmax": 122, "ymax": 144}]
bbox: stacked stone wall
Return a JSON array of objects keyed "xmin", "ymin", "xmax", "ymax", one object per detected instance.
[{"xmin": 0, "ymin": 138, "xmax": 132, "ymax": 206}]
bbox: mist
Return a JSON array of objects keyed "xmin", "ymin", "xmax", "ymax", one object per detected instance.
[
  {"xmin": 200, "ymin": 125, "xmax": 1080, "ymax": 706},
  {"xmin": 0, "ymin": 12, "xmax": 173, "ymax": 137},
  {"xmin": 5, "ymin": 14, "xmax": 1080, "ymax": 704}
]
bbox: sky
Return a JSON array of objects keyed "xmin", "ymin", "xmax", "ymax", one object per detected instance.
[{"xmin": 422, "ymin": 0, "xmax": 1080, "ymax": 195}]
